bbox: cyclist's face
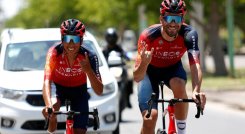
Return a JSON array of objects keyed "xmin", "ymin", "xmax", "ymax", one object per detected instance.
[
  {"xmin": 160, "ymin": 13, "xmax": 183, "ymax": 37},
  {"xmin": 62, "ymin": 35, "xmax": 82, "ymax": 54}
]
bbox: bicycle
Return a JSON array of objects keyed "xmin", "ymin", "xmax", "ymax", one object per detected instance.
[
  {"xmin": 44, "ymin": 99, "xmax": 100, "ymax": 134},
  {"xmin": 146, "ymin": 81, "xmax": 203, "ymax": 134}
]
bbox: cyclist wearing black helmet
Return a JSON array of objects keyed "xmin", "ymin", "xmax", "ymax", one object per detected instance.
[
  {"xmin": 102, "ymin": 28, "xmax": 133, "ymax": 109},
  {"xmin": 103, "ymin": 28, "xmax": 128, "ymax": 61},
  {"xmin": 42, "ymin": 19, "xmax": 103, "ymax": 134},
  {"xmin": 133, "ymin": 0, "xmax": 206, "ymax": 134}
]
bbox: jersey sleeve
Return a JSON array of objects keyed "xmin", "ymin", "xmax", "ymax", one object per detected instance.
[
  {"xmin": 89, "ymin": 54, "xmax": 102, "ymax": 81},
  {"xmin": 44, "ymin": 46, "xmax": 56, "ymax": 81},
  {"xmin": 80, "ymin": 46, "xmax": 102, "ymax": 81},
  {"xmin": 184, "ymin": 27, "xmax": 201, "ymax": 66}
]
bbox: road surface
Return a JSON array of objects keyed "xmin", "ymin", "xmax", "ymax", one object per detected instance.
[{"xmin": 120, "ymin": 87, "xmax": 245, "ymax": 134}]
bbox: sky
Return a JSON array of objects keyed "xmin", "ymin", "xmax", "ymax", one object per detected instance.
[{"xmin": 0, "ymin": 0, "xmax": 24, "ymax": 19}]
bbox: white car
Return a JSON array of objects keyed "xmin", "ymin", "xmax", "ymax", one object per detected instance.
[{"xmin": 0, "ymin": 28, "xmax": 120, "ymax": 134}]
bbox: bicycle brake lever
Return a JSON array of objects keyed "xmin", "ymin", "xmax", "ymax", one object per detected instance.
[
  {"xmin": 47, "ymin": 107, "xmax": 53, "ymax": 114},
  {"xmin": 44, "ymin": 108, "xmax": 53, "ymax": 129},
  {"xmin": 146, "ymin": 99, "xmax": 153, "ymax": 118},
  {"xmin": 146, "ymin": 93, "xmax": 156, "ymax": 118},
  {"xmin": 93, "ymin": 107, "xmax": 100, "ymax": 130},
  {"xmin": 195, "ymin": 95, "xmax": 204, "ymax": 118}
]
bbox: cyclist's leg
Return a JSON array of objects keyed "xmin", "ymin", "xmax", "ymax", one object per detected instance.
[
  {"xmin": 138, "ymin": 74, "xmax": 158, "ymax": 134},
  {"xmin": 170, "ymin": 77, "xmax": 188, "ymax": 134},
  {"xmin": 165, "ymin": 62, "xmax": 188, "ymax": 134},
  {"xmin": 69, "ymin": 85, "xmax": 89, "ymax": 134}
]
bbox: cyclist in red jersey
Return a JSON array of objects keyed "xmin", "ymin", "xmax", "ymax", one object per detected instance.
[
  {"xmin": 42, "ymin": 19, "xmax": 103, "ymax": 134},
  {"xmin": 133, "ymin": 1, "xmax": 206, "ymax": 134}
]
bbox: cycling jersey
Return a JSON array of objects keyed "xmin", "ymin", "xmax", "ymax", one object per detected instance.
[
  {"xmin": 44, "ymin": 44, "xmax": 101, "ymax": 87},
  {"xmin": 135, "ymin": 24, "xmax": 200, "ymax": 68}
]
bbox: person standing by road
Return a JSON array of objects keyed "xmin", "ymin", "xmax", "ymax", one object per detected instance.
[
  {"xmin": 42, "ymin": 19, "xmax": 103, "ymax": 134},
  {"xmin": 133, "ymin": 0, "xmax": 206, "ymax": 134}
]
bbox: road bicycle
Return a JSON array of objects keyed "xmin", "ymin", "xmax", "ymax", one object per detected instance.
[
  {"xmin": 146, "ymin": 81, "xmax": 203, "ymax": 134},
  {"xmin": 44, "ymin": 99, "xmax": 100, "ymax": 134}
]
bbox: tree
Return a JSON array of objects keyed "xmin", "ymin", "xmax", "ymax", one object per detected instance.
[{"xmin": 4, "ymin": 0, "xmax": 245, "ymax": 76}]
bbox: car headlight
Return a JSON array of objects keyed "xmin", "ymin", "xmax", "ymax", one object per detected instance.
[
  {"xmin": 102, "ymin": 82, "xmax": 116, "ymax": 96},
  {"xmin": 0, "ymin": 87, "xmax": 24, "ymax": 100}
]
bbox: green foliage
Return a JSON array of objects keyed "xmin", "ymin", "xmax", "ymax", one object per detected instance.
[
  {"xmin": 4, "ymin": 0, "xmax": 245, "ymax": 37},
  {"xmin": 4, "ymin": 0, "xmax": 163, "ymax": 35}
]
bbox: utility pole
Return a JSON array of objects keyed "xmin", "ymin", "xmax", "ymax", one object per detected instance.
[{"xmin": 226, "ymin": 0, "xmax": 235, "ymax": 77}]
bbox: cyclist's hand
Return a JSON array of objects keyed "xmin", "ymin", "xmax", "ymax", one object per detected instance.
[
  {"xmin": 80, "ymin": 52, "xmax": 92, "ymax": 73},
  {"xmin": 192, "ymin": 92, "xmax": 206, "ymax": 110},
  {"xmin": 42, "ymin": 106, "xmax": 54, "ymax": 119},
  {"xmin": 140, "ymin": 45, "xmax": 154, "ymax": 66}
]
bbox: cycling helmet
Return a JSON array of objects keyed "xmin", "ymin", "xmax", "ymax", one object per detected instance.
[
  {"xmin": 105, "ymin": 28, "xmax": 118, "ymax": 45},
  {"xmin": 60, "ymin": 19, "xmax": 85, "ymax": 37},
  {"xmin": 160, "ymin": 0, "xmax": 186, "ymax": 15}
]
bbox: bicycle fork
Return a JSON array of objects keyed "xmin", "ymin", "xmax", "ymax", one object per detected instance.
[
  {"xmin": 65, "ymin": 100, "xmax": 74, "ymax": 134},
  {"xmin": 66, "ymin": 116, "xmax": 74, "ymax": 134},
  {"xmin": 159, "ymin": 82, "xmax": 176, "ymax": 134},
  {"xmin": 167, "ymin": 105, "xmax": 176, "ymax": 134},
  {"xmin": 159, "ymin": 105, "xmax": 176, "ymax": 134}
]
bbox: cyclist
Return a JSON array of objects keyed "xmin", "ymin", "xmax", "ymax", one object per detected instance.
[
  {"xmin": 133, "ymin": 0, "xmax": 206, "ymax": 134},
  {"xmin": 102, "ymin": 28, "xmax": 129, "ymax": 61},
  {"xmin": 42, "ymin": 19, "xmax": 103, "ymax": 134},
  {"xmin": 102, "ymin": 27, "xmax": 133, "ymax": 108}
]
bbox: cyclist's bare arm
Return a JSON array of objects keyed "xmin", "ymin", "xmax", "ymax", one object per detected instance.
[
  {"xmin": 190, "ymin": 63, "xmax": 202, "ymax": 93},
  {"xmin": 133, "ymin": 46, "xmax": 154, "ymax": 82},
  {"xmin": 184, "ymin": 29, "xmax": 206, "ymax": 109},
  {"xmin": 190, "ymin": 63, "xmax": 206, "ymax": 107},
  {"xmin": 86, "ymin": 70, "xmax": 103, "ymax": 95},
  {"xmin": 42, "ymin": 48, "xmax": 55, "ymax": 109},
  {"xmin": 187, "ymin": 53, "xmax": 206, "ymax": 110},
  {"xmin": 42, "ymin": 79, "xmax": 52, "ymax": 108}
]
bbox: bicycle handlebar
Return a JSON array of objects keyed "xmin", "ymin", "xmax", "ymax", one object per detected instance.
[
  {"xmin": 146, "ymin": 93, "xmax": 204, "ymax": 119},
  {"xmin": 44, "ymin": 107, "xmax": 100, "ymax": 130}
]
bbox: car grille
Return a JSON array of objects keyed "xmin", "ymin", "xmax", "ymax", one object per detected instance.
[
  {"xmin": 21, "ymin": 120, "xmax": 65, "ymax": 130},
  {"xmin": 21, "ymin": 119, "xmax": 94, "ymax": 130},
  {"xmin": 26, "ymin": 95, "xmax": 45, "ymax": 106}
]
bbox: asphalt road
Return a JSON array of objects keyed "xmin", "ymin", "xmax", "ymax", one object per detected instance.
[{"xmin": 120, "ymin": 87, "xmax": 245, "ymax": 134}]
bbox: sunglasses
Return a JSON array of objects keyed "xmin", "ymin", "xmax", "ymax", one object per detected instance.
[
  {"xmin": 163, "ymin": 15, "xmax": 183, "ymax": 24},
  {"xmin": 63, "ymin": 35, "xmax": 81, "ymax": 44}
]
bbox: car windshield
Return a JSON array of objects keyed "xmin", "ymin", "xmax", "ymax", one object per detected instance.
[{"xmin": 4, "ymin": 40, "xmax": 102, "ymax": 71}]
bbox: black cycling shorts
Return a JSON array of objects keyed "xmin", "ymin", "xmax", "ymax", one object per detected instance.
[
  {"xmin": 138, "ymin": 61, "xmax": 187, "ymax": 112},
  {"xmin": 55, "ymin": 83, "xmax": 89, "ymax": 129}
]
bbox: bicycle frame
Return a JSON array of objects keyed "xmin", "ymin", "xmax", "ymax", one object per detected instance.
[
  {"xmin": 146, "ymin": 82, "xmax": 203, "ymax": 134},
  {"xmin": 65, "ymin": 100, "xmax": 74, "ymax": 134}
]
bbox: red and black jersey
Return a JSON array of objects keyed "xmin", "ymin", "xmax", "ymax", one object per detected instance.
[
  {"xmin": 135, "ymin": 24, "xmax": 200, "ymax": 68},
  {"xmin": 44, "ymin": 44, "xmax": 101, "ymax": 87}
]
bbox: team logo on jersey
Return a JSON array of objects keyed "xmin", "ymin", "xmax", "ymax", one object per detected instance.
[
  {"xmin": 159, "ymin": 40, "xmax": 163, "ymax": 45},
  {"xmin": 140, "ymin": 40, "xmax": 146, "ymax": 46},
  {"xmin": 66, "ymin": 68, "xmax": 71, "ymax": 72}
]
